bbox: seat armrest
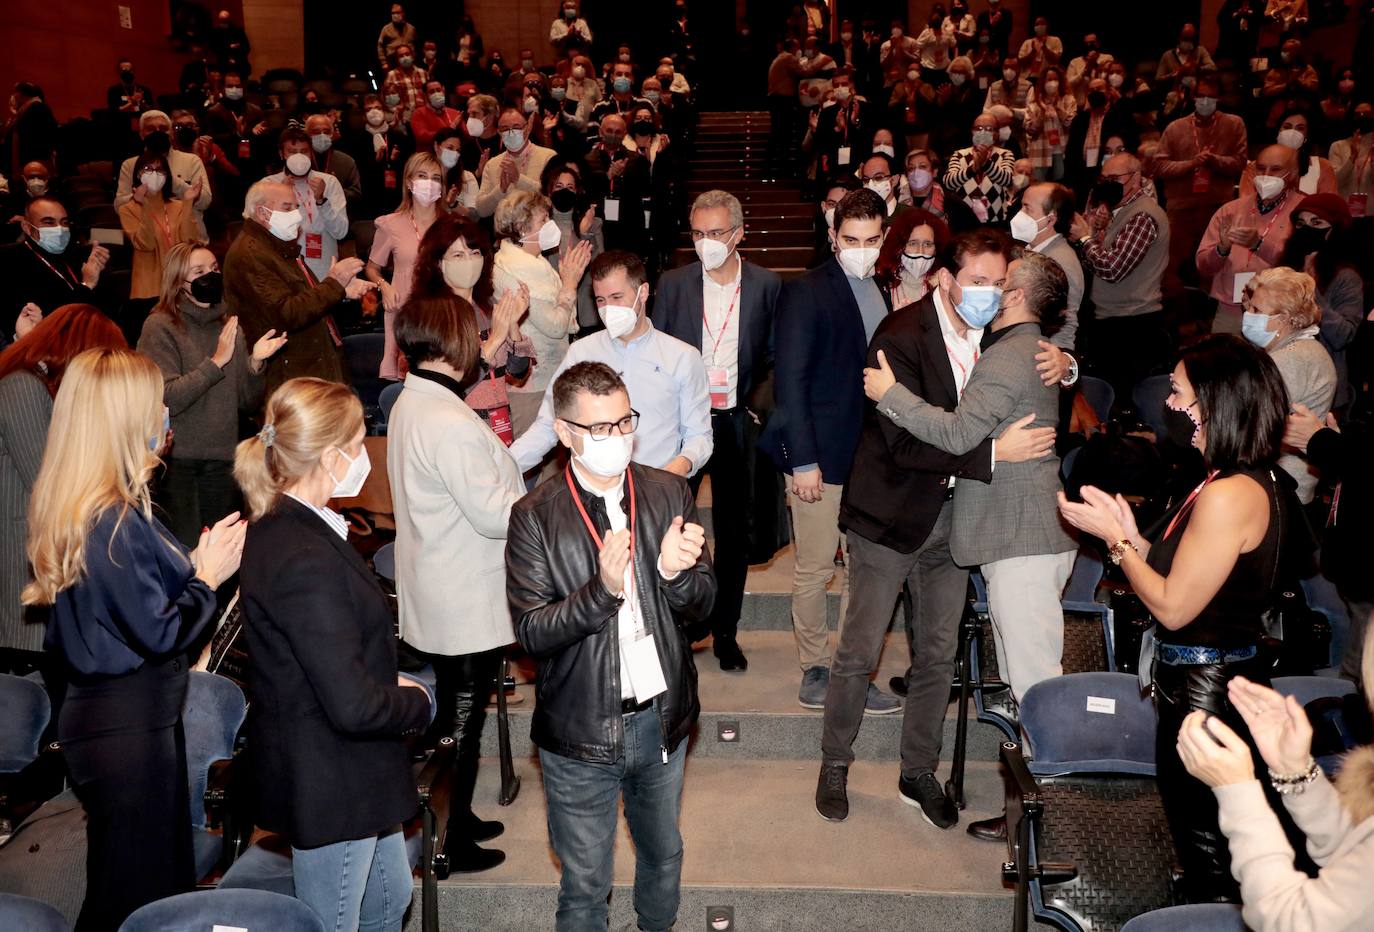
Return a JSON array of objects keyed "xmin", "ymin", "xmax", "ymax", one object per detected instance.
[{"xmin": 417, "ymin": 736, "xmax": 456, "ymax": 805}]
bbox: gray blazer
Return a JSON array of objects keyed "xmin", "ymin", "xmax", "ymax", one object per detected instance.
[
  {"xmin": 0, "ymin": 371, "xmax": 52, "ymax": 652},
  {"xmin": 877, "ymin": 321, "xmax": 1075, "ymax": 567}
]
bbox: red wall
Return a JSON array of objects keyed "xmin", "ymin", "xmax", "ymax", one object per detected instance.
[{"xmin": 0, "ymin": 0, "xmax": 244, "ymax": 123}]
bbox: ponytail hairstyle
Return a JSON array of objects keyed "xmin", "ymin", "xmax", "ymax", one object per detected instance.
[
  {"xmin": 24, "ymin": 348, "xmax": 166, "ymax": 605},
  {"xmin": 233, "ymin": 377, "xmax": 364, "ymax": 520}
]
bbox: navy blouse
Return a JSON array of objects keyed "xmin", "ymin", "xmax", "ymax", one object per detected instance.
[{"xmin": 45, "ymin": 506, "xmax": 218, "ymax": 676}]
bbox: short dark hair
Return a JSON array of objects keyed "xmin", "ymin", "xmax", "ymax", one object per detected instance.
[
  {"xmin": 833, "ymin": 188, "xmax": 887, "ymax": 231},
  {"xmin": 394, "ymin": 293, "xmax": 481, "ymax": 375},
  {"xmin": 278, "ymin": 126, "xmax": 309, "ymax": 148},
  {"xmin": 552, "ymin": 361, "xmax": 628, "ymax": 420},
  {"xmin": 1179, "ymin": 334, "xmax": 1287, "ymax": 473},
  {"xmin": 588, "ymin": 249, "xmax": 647, "ymax": 290},
  {"xmin": 412, "ymin": 213, "xmax": 494, "ymax": 310},
  {"xmin": 132, "ymin": 151, "xmax": 171, "ymax": 199},
  {"xmin": 1008, "ymin": 247, "xmax": 1068, "ymax": 329},
  {"xmin": 948, "ymin": 228, "xmax": 1012, "ymax": 270},
  {"xmin": 824, "ymin": 174, "xmax": 861, "ymax": 197},
  {"xmin": 1041, "ymin": 183, "xmax": 1076, "ymax": 236}
]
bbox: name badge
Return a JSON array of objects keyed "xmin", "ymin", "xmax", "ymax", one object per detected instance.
[
  {"xmin": 304, "ymin": 232, "xmax": 323, "ymax": 259},
  {"xmin": 836, "ymin": 145, "xmax": 851, "ymax": 166},
  {"xmin": 1047, "ymin": 127, "xmax": 1060, "ymax": 147},
  {"xmin": 1084, "ymin": 146, "xmax": 1099, "ymax": 168},
  {"xmin": 1192, "ymin": 167, "xmax": 1211, "ymax": 193},
  {"xmin": 488, "ymin": 405, "xmax": 514, "ymax": 446},
  {"xmin": 384, "ymin": 169, "xmax": 398, "ymax": 189},
  {"xmin": 979, "ymin": 76, "xmax": 989, "ymax": 90},
  {"xmin": 604, "ymin": 197, "xmax": 620, "ymax": 221},
  {"xmin": 1349, "ymin": 193, "xmax": 1368, "ymax": 218},
  {"xmin": 621, "ymin": 633, "xmax": 667, "ymax": 702},
  {"xmin": 707, "ymin": 366, "xmax": 730, "ymax": 409},
  {"xmin": 237, "ymin": 139, "xmax": 251, "ymax": 159},
  {"xmin": 1232, "ymin": 270, "xmax": 1256, "ymax": 305}
]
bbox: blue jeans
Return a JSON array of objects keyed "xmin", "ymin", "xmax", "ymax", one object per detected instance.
[
  {"xmin": 292, "ymin": 827, "xmax": 410, "ymax": 932},
  {"xmin": 539, "ymin": 709, "xmax": 687, "ymax": 932}
]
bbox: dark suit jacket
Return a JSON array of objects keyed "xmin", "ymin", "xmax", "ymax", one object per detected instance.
[
  {"xmin": 812, "ymin": 99, "xmax": 877, "ymax": 180},
  {"xmin": 584, "ymin": 146, "xmax": 650, "ymax": 254},
  {"xmin": 760, "ymin": 257, "xmax": 885, "ymax": 483},
  {"xmin": 240, "ymin": 497, "xmax": 430, "ymax": 848},
  {"xmin": 1064, "ymin": 105, "xmax": 1136, "ymax": 202},
  {"xmin": 652, "ymin": 258, "xmax": 780, "ymax": 407},
  {"xmin": 0, "ymin": 238, "xmax": 106, "ymax": 338},
  {"xmin": 840, "ymin": 296, "xmax": 996, "ymax": 553}
]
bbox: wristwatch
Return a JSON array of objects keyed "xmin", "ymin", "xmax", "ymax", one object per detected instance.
[{"xmin": 1108, "ymin": 538, "xmax": 1136, "ymax": 564}]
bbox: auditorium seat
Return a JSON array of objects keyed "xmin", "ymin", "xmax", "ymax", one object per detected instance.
[
  {"xmin": 0, "ymin": 892, "xmax": 70, "ymax": 932},
  {"xmin": 119, "ymin": 888, "xmax": 325, "ymax": 932},
  {"xmin": 1002, "ymin": 673, "xmax": 1174, "ymax": 932},
  {"xmin": 1119, "ymin": 903, "xmax": 1245, "ymax": 931},
  {"xmin": 1131, "ymin": 374, "xmax": 1172, "ymax": 441},
  {"xmin": 184, "ymin": 671, "xmax": 251, "ymax": 878},
  {"xmin": 0, "ymin": 672, "xmax": 61, "ymax": 831},
  {"xmin": 1078, "ymin": 376, "xmax": 1115, "ymax": 424},
  {"xmin": 379, "ymin": 381, "xmax": 404, "ymax": 430}
]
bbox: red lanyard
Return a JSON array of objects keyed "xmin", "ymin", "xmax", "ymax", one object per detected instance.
[
  {"xmin": 1190, "ymin": 114, "xmax": 1212, "ymax": 153},
  {"xmin": 1164, "ymin": 469, "xmax": 1220, "ymax": 541},
  {"xmin": 566, "ymin": 465, "xmax": 636, "ymax": 601},
  {"xmin": 26, "ymin": 240, "xmax": 81, "ymax": 290},
  {"xmin": 943, "ymin": 337, "xmax": 978, "ymax": 391},
  {"xmin": 701, "ymin": 283, "xmax": 739, "ymax": 365}
]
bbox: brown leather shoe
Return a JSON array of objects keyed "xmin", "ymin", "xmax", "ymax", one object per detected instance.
[{"xmin": 966, "ymin": 813, "xmax": 1007, "ymax": 842}]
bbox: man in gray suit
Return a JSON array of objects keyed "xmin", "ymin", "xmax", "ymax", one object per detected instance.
[{"xmin": 864, "ymin": 247, "xmax": 1077, "ymax": 704}]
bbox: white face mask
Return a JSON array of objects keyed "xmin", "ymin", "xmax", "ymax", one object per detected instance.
[
  {"xmin": 1011, "ymin": 172, "xmax": 1029, "ymax": 191},
  {"xmin": 972, "ymin": 128, "xmax": 994, "ymax": 147},
  {"xmin": 572, "ymin": 66, "xmax": 586, "ymax": 79},
  {"xmin": 438, "ymin": 148, "xmax": 460, "ymax": 169},
  {"xmin": 366, "ymin": 108, "xmax": 386, "ymax": 126},
  {"xmin": 823, "ymin": 206, "xmax": 835, "ymax": 229},
  {"xmin": 1253, "ymin": 174, "xmax": 1286, "ymax": 201},
  {"xmin": 833, "ymin": 85, "xmax": 852, "ymax": 102},
  {"xmin": 266, "ymin": 207, "xmax": 303, "ymax": 241},
  {"xmin": 599, "ymin": 290, "xmax": 641, "ymax": 338},
  {"xmin": 1276, "ymin": 128, "xmax": 1305, "ymax": 150},
  {"xmin": 1009, "ymin": 209, "xmax": 1043, "ymax": 243},
  {"xmin": 328, "ymin": 445, "xmax": 371, "ymax": 498},
  {"xmin": 466, "ymin": 116, "xmax": 485, "ymax": 136},
  {"xmin": 865, "ymin": 177, "xmax": 892, "ymax": 200},
  {"xmin": 224, "ymin": 86, "xmax": 244, "ymax": 100},
  {"xmin": 442, "ymin": 254, "xmax": 484, "ymax": 290},
  {"xmin": 998, "ymin": 125, "xmax": 1012, "ymax": 142},
  {"xmin": 950, "ymin": 73, "xmax": 967, "ymax": 86},
  {"xmin": 837, "ymin": 245, "xmax": 879, "ymax": 279},
  {"xmin": 1003, "ymin": 69, "xmax": 1018, "ymax": 83},
  {"xmin": 1108, "ymin": 73, "xmax": 1124, "ymax": 88},
  {"xmin": 695, "ymin": 233, "xmax": 734, "ymax": 271},
  {"xmin": 872, "ymin": 143, "xmax": 894, "ymax": 157},
  {"xmin": 501, "ymin": 128, "xmax": 526, "ymax": 151},
  {"xmin": 572, "ymin": 430, "xmax": 634, "ymax": 478},
  {"xmin": 141, "ymin": 171, "xmax": 166, "ymax": 194},
  {"xmin": 900, "ymin": 253, "xmax": 934, "ymax": 278},
  {"xmin": 1043, "ymin": 80, "xmax": 1059, "ymax": 95},
  {"xmin": 411, "ymin": 177, "xmax": 442, "ymax": 205},
  {"xmin": 285, "ymin": 152, "xmax": 311, "ymax": 177},
  {"xmin": 525, "ymin": 218, "xmax": 561, "ymax": 251}
]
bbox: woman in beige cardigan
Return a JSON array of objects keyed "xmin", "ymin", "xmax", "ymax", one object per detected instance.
[
  {"xmin": 118, "ymin": 151, "xmax": 200, "ymax": 299},
  {"xmin": 1177, "ymin": 638, "xmax": 1374, "ymax": 931}
]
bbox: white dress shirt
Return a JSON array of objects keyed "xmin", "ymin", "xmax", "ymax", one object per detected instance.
[
  {"xmin": 285, "ymin": 493, "xmax": 349, "ymax": 540},
  {"xmin": 932, "ymin": 288, "xmax": 994, "ymax": 478},
  {"xmin": 701, "ymin": 259, "xmax": 743, "ymax": 409}
]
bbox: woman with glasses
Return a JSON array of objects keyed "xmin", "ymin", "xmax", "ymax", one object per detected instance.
[
  {"xmin": 119, "ymin": 151, "xmax": 201, "ymax": 299},
  {"xmin": 873, "ymin": 208, "xmax": 949, "ymax": 309}
]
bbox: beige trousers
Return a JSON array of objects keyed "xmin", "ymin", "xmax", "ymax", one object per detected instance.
[{"xmin": 787, "ymin": 477, "xmax": 849, "ymax": 670}]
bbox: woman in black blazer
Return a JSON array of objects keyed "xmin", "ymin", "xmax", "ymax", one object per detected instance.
[{"xmin": 234, "ymin": 377, "xmax": 432, "ymax": 932}]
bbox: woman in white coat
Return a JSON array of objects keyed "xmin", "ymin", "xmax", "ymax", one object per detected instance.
[{"xmin": 386, "ymin": 292, "xmax": 526, "ymax": 873}]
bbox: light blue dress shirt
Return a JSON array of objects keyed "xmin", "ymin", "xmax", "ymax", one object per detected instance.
[{"xmin": 508, "ymin": 324, "xmax": 714, "ymax": 476}]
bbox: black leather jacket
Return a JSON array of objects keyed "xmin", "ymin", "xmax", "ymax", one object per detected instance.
[{"xmin": 507, "ymin": 463, "xmax": 715, "ymax": 764}]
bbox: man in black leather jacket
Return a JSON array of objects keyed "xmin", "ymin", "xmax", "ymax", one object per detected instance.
[{"xmin": 507, "ymin": 361, "xmax": 715, "ymax": 932}]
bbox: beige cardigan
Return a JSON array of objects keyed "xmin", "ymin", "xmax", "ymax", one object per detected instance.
[{"xmin": 1214, "ymin": 745, "xmax": 1374, "ymax": 931}]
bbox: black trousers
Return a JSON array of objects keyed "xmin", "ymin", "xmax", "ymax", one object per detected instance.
[
  {"xmin": 766, "ymin": 94, "xmax": 796, "ymax": 178},
  {"xmin": 1153, "ymin": 652, "xmax": 1316, "ymax": 903},
  {"xmin": 60, "ymin": 657, "xmax": 193, "ymax": 932},
  {"xmin": 157, "ymin": 457, "xmax": 240, "ymax": 549},
  {"xmin": 690, "ymin": 409, "xmax": 750, "ymax": 645},
  {"xmin": 421, "ymin": 646, "xmax": 503, "ymax": 841}
]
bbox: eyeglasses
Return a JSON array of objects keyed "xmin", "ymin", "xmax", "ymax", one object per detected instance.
[
  {"xmin": 562, "ymin": 409, "xmax": 640, "ymax": 438},
  {"xmin": 688, "ymin": 226, "xmax": 738, "ymax": 242}
]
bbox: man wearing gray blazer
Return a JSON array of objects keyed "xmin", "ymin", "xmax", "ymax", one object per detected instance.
[{"xmin": 866, "ymin": 248, "xmax": 1077, "ymax": 704}]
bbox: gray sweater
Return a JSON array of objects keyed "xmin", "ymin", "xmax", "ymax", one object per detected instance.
[
  {"xmin": 1270, "ymin": 328, "xmax": 1337, "ymax": 505},
  {"xmin": 137, "ymin": 297, "xmax": 265, "ymax": 462}
]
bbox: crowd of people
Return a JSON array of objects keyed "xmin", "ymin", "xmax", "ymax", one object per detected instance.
[{"xmin": 1, "ymin": 3, "xmax": 1374, "ymax": 932}]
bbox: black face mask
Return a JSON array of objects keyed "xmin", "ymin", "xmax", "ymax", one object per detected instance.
[
  {"xmin": 550, "ymin": 188, "xmax": 578, "ymax": 213},
  {"xmin": 1092, "ymin": 178, "xmax": 1124, "ymax": 211},
  {"xmin": 144, "ymin": 130, "xmax": 172, "ymax": 156},
  {"xmin": 1087, "ymin": 91, "xmax": 1107, "ymax": 109},
  {"xmin": 120, "ymin": 70, "xmax": 135, "ymax": 83},
  {"xmin": 174, "ymin": 125, "xmax": 198, "ymax": 148},
  {"xmin": 631, "ymin": 120, "xmax": 655, "ymax": 136},
  {"xmin": 189, "ymin": 271, "xmax": 224, "ymax": 305},
  {"xmin": 1163, "ymin": 401, "xmax": 1201, "ymax": 449}
]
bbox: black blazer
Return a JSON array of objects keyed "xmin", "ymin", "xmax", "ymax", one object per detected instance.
[
  {"xmin": 0, "ymin": 239, "xmax": 106, "ymax": 338},
  {"xmin": 1064, "ymin": 105, "xmax": 1136, "ymax": 203},
  {"xmin": 652, "ymin": 258, "xmax": 780, "ymax": 408},
  {"xmin": 760, "ymin": 256, "xmax": 886, "ymax": 483},
  {"xmin": 239, "ymin": 497, "xmax": 430, "ymax": 849},
  {"xmin": 839, "ymin": 296, "xmax": 994, "ymax": 553}
]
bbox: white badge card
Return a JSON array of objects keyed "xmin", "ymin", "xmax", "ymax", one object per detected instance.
[
  {"xmin": 603, "ymin": 198, "xmax": 620, "ymax": 221},
  {"xmin": 1232, "ymin": 270, "xmax": 1256, "ymax": 305},
  {"xmin": 707, "ymin": 366, "xmax": 730, "ymax": 409},
  {"xmin": 837, "ymin": 146, "xmax": 851, "ymax": 166},
  {"xmin": 622, "ymin": 634, "xmax": 667, "ymax": 701}
]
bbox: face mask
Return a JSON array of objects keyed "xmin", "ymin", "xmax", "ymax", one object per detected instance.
[
  {"xmin": 442, "ymin": 254, "xmax": 484, "ymax": 290},
  {"xmin": 600, "ymin": 297, "xmax": 640, "ymax": 338},
  {"xmin": 891, "ymin": 27, "xmax": 902, "ymax": 38},
  {"xmin": 1241, "ymin": 311, "xmax": 1277, "ymax": 348},
  {"xmin": 425, "ymin": 50, "xmax": 436, "ymax": 61},
  {"xmin": 1178, "ymin": 41, "xmax": 1194, "ymax": 53},
  {"xmin": 837, "ymin": 246, "xmax": 879, "ymax": 279},
  {"xmin": 833, "ymin": 85, "xmax": 852, "ymax": 102},
  {"xmin": 501, "ymin": 128, "xmax": 525, "ymax": 151},
  {"xmin": 823, "ymin": 206, "xmax": 835, "ymax": 228},
  {"xmin": 410, "ymin": 177, "xmax": 442, "ymax": 205},
  {"xmin": 1285, "ymin": 223, "xmax": 1329, "ymax": 259},
  {"xmin": 1093, "ymin": 179, "xmax": 1125, "ymax": 211},
  {"xmin": 865, "ymin": 178, "xmax": 892, "ymax": 200},
  {"xmin": 399, "ymin": 55, "xmax": 414, "ymax": 68},
  {"xmin": 149, "ymin": 409, "xmax": 170, "ymax": 452},
  {"xmin": 901, "ymin": 253, "xmax": 934, "ymax": 278},
  {"xmin": 188, "ymin": 270, "xmax": 224, "ymax": 305},
  {"xmin": 224, "ymin": 86, "xmax": 244, "ymax": 101},
  {"xmin": 429, "ymin": 91, "xmax": 446, "ymax": 108},
  {"xmin": 1089, "ymin": 90, "xmax": 1108, "ymax": 109},
  {"xmin": 612, "ymin": 76, "xmax": 632, "ymax": 93},
  {"xmin": 1011, "ymin": 172, "xmax": 1029, "ymax": 191},
  {"xmin": 144, "ymin": 130, "xmax": 171, "ymax": 156},
  {"xmin": 310, "ymin": 132, "xmax": 331, "ymax": 153},
  {"xmin": 523, "ymin": 96, "xmax": 539, "ymax": 114},
  {"xmin": 873, "ymin": 143, "xmax": 894, "ymax": 157},
  {"xmin": 1035, "ymin": 24, "xmax": 1047, "ymax": 35},
  {"xmin": 35, "ymin": 225, "xmax": 70, "ymax": 254},
  {"xmin": 526, "ymin": 218, "xmax": 562, "ymax": 251},
  {"xmin": 1253, "ymin": 174, "xmax": 1286, "ymax": 201},
  {"xmin": 565, "ymin": 8, "xmax": 576, "ymax": 18},
  {"xmin": 1194, "ymin": 97, "xmax": 1217, "ymax": 118},
  {"xmin": 908, "ymin": 167, "xmax": 933, "ymax": 191},
  {"xmin": 392, "ymin": 13, "xmax": 404, "ymax": 23},
  {"xmin": 329, "ymin": 444, "xmax": 371, "ymax": 498},
  {"xmin": 979, "ymin": 35, "xmax": 990, "ymax": 44},
  {"xmin": 631, "ymin": 119, "xmax": 655, "ymax": 136},
  {"xmin": 572, "ymin": 430, "xmax": 634, "ymax": 478},
  {"xmin": 1009, "ymin": 209, "xmax": 1044, "ymax": 243},
  {"xmin": 841, "ymin": 32, "xmax": 853, "ymax": 42},
  {"xmin": 1043, "ymin": 80, "xmax": 1059, "ymax": 95},
  {"xmin": 1280, "ymin": 51, "xmax": 1292, "ymax": 64},
  {"xmin": 950, "ymin": 73, "xmax": 967, "ymax": 86},
  {"xmin": 366, "ymin": 108, "xmax": 386, "ymax": 127},
  {"xmin": 1108, "ymin": 73, "xmax": 1124, "ymax": 89},
  {"xmin": 437, "ymin": 148, "xmax": 460, "ymax": 170},
  {"xmin": 573, "ymin": 66, "xmax": 586, "ymax": 79},
  {"xmin": 972, "ymin": 128, "xmax": 994, "ymax": 147},
  {"xmin": 1003, "ymin": 69, "xmax": 1018, "ymax": 84},
  {"xmin": 545, "ymin": 188, "xmax": 576, "ymax": 214},
  {"xmin": 141, "ymin": 171, "xmax": 166, "ymax": 194},
  {"xmin": 1339, "ymin": 80, "xmax": 1355, "ymax": 95},
  {"xmin": 553, "ymin": 86, "xmax": 568, "ymax": 101},
  {"xmin": 695, "ymin": 233, "xmax": 734, "ymax": 271},
  {"xmin": 618, "ymin": 53, "xmax": 631, "ymax": 63},
  {"xmin": 954, "ymin": 284, "xmax": 1001, "ymax": 328},
  {"xmin": 907, "ymin": 70, "xmax": 919, "ymax": 83},
  {"xmin": 25, "ymin": 177, "xmax": 47, "ymax": 196},
  {"xmin": 174, "ymin": 125, "xmax": 197, "ymax": 148},
  {"xmin": 267, "ymin": 208, "xmax": 303, "ymax": 241},
  {"xmin": 385, "ymin": 93, "xmax": 401, "ymax": 108},
  {"xmin": 1164, "ymin": 398, "xmax": 1202, "ymax": 448},
  {"xmin": 285, "ymin": 152, "xmax": 311, "ymax": 177},
  {"xmin": 998, "ymin": 125, "xmax": 1012, "ymax": 142},
  {"xmin": 646, "ymin": 90, "xmax": 661, "ymax": 104},
  {"xmin": 1277, "ymin": 128, "xmax": 1305, "ymax": 149},
  {"xmin": 463, "ymin": 116, "xmax": 485, "ymax": 138}
]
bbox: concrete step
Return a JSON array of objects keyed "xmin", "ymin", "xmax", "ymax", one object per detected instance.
[{"xmin": 415, "ymin": 757, "xmax": 1011, "ymax": 931}]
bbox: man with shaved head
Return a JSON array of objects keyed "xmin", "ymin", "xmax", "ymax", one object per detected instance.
[
  {"xmin": 585, "ymin": 113, "xmax": 650, "ymax": 253},
  {"xmin": 0, "ymin": 197, "xmax": 111, "ymax": 338},
  {"xmin": 1195, "ymin": 143, "xmax": 1301, "ymax": 334}
]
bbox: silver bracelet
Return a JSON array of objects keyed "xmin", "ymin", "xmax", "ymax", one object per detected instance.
[{"xmin": 1269, "ymin": 758, "xmax": 1319, "ymax": 795}]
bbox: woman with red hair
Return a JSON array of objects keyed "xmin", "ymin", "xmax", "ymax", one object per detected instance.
[
  {"xmin": 873, "ymin": 207, "xmax": 951, "ymax": 311},
  {"xmin": 0, "ymin": 304, "xmax": 126, "ymax": 663}
]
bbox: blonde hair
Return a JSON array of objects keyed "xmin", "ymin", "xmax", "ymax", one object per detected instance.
[
  {"xmin": 396, "ymin": 151, "xmax": 443, "ymax": 216},
  {"xmin": 233, "ymin": 378, "xmax": 364, "ymax": 520},
  {"xmin": 152, "ymin": 241, "xmax": 216, "ymax": 324},
  {"xmin": 1249, "ymin": 267, "xmax": 1322, "ymax": 331},
  {"xmin": 494, "ymin": 188, "xmax": 550, "ymax": 239},
  {"xmin": 24, "ymin": 348, "xmax": 165, "ymax": 605}
]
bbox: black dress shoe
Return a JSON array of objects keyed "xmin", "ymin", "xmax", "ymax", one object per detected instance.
[
  {"xmin": 966, "ymin": 813, "xmax": 1007, "ymax": 842},
  {"xmin": 815, "ymin": 761, "xmax": 849, "ymax": 822},
  {"xmin": 714, "ymin": 638, "xmax": 748, "ymax": 671},
  {"xmin": 888, "ymin": 675, "xmax": 908, "ymax": 697},
  {"xmin": 464, "ymin": 813, "xmax": 505, "ymax": 843},
  {"xmin": 443, "ymin": 837, "xmax": 506, "ymax": 873}
]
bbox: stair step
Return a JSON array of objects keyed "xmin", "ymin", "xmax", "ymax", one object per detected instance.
[{"xmin": 426, "ymin": 758, "xmax": 1010, "ymax": 931}]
